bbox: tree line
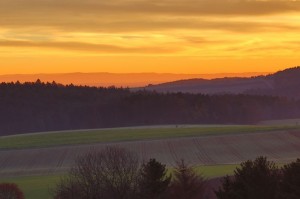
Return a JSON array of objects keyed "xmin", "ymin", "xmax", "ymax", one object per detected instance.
[
  {"xmin": 1, "ymin": 80, "xmax": 300, "ymax": 135},
  {"xmin": 1, "ymin": 147, "xmax": 300, "ymax": 199},
  {"xmin": 53, "ymin": 147, "xmax": 300, "ymax": 199},
  {"xmin": 53, "ymin": 147, "xmax": 205, "ymax": 199}
]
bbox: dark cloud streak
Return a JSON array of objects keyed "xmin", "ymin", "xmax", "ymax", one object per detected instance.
[
  {"xmin": 0, "ymin": 40, "xmax": 181, "ymax": 53},
  {"xmin": 1, "ymin": 16, "xmax": 299, "ymax": 33},
  {"xmin": 1, "ymin": 0, "xmax": 300, "ymax": 34},
  {"xmin": 1, "ymin": 0, "xmax": 300, "ymax": 16}
]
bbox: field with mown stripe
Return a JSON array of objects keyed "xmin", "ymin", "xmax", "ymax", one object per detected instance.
[
  {"xmin": 0, "ymin": 125, "xmax": 298, "ymax": 149},
  {"xmin": 0, "ymin": 125, "xmax": 300, "ymax": 177},
  {"xmin": 1, "ymin": 124, "xmax": 300, "ymax": 199}
]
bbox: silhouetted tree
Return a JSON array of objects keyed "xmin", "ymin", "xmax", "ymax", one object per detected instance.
[
  {"xmin": 279, "ymin": 159, "xmax": 300, "ymax": 199},
  {"xmin": 167, "ymin": 160, "xmax": 206, "ymax": 199},
  {"xmin": 216, "ymin": 156, "xmax": 280, "ymax": 199},
  {"xmin": 138, "ymin": 158, "xmax": 171, "ymax": 199}
]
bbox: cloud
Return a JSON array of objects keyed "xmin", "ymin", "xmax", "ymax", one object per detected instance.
[
  {"xmin": 0, "ymin": 40, "xmax": 181, "ymax": 54},
  {"xmin": 0, "ymin": 0, "xmax": 300, "ymax": 33},
  {"xmin": 0, "ymin": 15, "xmax": 298, "ymax": 34},
  {"xmin": 1, "ymin": 0, "xmax": 300, "ymax": 57},
  {"xmin": 2, "ymin": 0, "xmax": 300, "ymax": 17}
]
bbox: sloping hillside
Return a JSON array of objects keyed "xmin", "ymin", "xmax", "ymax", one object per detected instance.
[
  {"xmin": 246, "ymin": 67, "xmax": 300, "ymax": 99},
  {"xmin": 143, "ymin": 67, "xmax": 300, "ymax": 99}
]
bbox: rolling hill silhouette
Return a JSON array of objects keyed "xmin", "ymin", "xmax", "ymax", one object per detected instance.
[{"xmin": 142, "ymin": 67, "xmax": 300, "ymax": 99}]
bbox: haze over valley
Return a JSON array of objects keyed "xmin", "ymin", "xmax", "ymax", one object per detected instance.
[{"xmin": 0, "ymin": 72, "xmax": 268, "ymax": 87}]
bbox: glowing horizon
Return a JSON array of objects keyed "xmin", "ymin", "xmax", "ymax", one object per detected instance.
[
  {"xmin": 0, "ymin": 71, "xmax": 271, "ymax": 87},
  {"xmin": 0, "ymin": 0, "xmax": 300, "ymax": 75}
]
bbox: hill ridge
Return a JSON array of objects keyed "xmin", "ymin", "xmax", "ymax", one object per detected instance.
[{"xmin": 142, "ymin": 66, "xmax": 300, "ymax": 99}]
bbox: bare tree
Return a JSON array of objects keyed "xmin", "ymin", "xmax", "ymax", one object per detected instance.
[{"xmin": 53, "ymin": 146, "xmax": 140, "ymax": 199}]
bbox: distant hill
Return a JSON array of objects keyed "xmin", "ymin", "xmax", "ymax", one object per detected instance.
[
  {"xmin": 247, "ymin": 67, "xmax": 300, "ymax": 99},
  {"xmin": 142, "ymin": 67, "xmax": 300, "ymax": 99}
]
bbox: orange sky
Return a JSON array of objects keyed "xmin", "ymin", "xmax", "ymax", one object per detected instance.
[{"xmin": 0, "ymin": 0, "xmax": 300, "ymax": 76}]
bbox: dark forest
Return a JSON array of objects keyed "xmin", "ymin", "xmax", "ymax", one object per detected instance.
[{"xmin": 1, "ymin": 80, "xmax": 300, "ymax": 135}]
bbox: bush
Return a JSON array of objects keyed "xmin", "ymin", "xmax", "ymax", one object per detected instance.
[{"xmin": 0, "ymin": 183, "xmax": 24, "ymax": 199}]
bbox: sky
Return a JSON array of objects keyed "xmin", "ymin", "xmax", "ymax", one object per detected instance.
[{"xmin": 0, "ymin": 0, "xmax": 300, "ymax": 75}]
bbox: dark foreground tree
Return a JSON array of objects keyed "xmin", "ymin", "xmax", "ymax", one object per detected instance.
[
  {"xmin": 0, "ymin": 183, "xmax": 24, "ymax": 199},
  {"xmin": 216, "ymin": 156, "xmax": 280, "ymax": 199},
  {"xmin": 279, "ymin": 159, "xmax": 300, "ymax": 199},
  {"xmin": 138, "ymin": 158, "xmax": 171, "ymax": 199},
  {"xmin": 167, "ymin": 160, "xmax": 206, "ymax": 199},
  {"xmin": 53, "ymin": 146, "xmax": 140, "ymax": 199}
]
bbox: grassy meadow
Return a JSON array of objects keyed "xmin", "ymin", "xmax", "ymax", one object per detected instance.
[{"xmin": 1, "ymin": 124, "xmax": 299, "ymax": 149}]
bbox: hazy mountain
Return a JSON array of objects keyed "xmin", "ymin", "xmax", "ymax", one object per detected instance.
[
  {"xmin": 0, "ymin": 72, "xmax": 268, "ymax": 87},
  {"xmin": 142, "ymin": 67, "xmax": 300, "ymax": 99}
]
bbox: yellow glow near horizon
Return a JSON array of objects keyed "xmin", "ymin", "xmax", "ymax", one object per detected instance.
[{"xmin": 0, "ymin": 0, "xmax": 300, "ymax": 75}]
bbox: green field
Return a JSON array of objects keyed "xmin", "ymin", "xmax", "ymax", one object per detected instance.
[
  {"xmin": 1, "ymin": 124, "xmax": 300, "ymax": 199},
  {"xmin": 1, "ymin": 125, "xmax": 299, "ymax": 149},
  {"xmin": 196, "ymin": 164, "xmax": 238, "ymax": 178},
  {"xmin": 0, "ymin": 164, "xmax": 239, "ymax": 199}
]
